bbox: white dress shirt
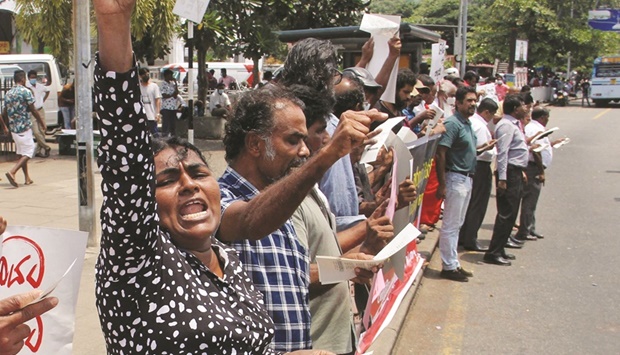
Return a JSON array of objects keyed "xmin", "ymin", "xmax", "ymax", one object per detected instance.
[{"xmin": 471, "ymin": 113, "xmax": 496, "ymax": 162}]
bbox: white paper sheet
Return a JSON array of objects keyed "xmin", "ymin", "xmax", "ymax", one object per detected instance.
[
  {"xmin": 360, "ymin": 14, "xmax": 401, "ymax": 105},
  {"xmin": 553, "ymin": 138, "xmax": 570, "ymax": 148},
  {"xmin": 173, "ymin": 0, "xmax": 211, "ymax": 24},
  {"xmin": 360, "ymin": 116, "xmax": 404, "ymax": 164},
  {"xmin": 316, "ymin": 224, "xmax": 421, "ymax": 284}
]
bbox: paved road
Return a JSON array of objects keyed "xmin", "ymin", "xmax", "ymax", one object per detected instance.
[{"xmin": 394, "ymin": 102, "xmax": 620, "ymax": 354}]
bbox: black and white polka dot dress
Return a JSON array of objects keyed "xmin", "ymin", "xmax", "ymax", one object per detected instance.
[{"xmin": 93, "ymin": 55, "xmax": 279, "ymax": 354}]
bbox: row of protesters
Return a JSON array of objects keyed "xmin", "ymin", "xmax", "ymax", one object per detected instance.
[
  {"xmin": 2, "ymin": 70, "xmax": 46, "ymax": 188},
  {"xmin": 93, "ymin": 1, "xmax": 395, "ymax": 353}
]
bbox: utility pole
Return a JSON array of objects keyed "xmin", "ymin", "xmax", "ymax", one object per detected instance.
[
  {"xmin": 73, "ymin": 0, "xmax": 97, "ymax": 247},
  {"xmin": 187, "ymin": 23, "xmax": 194, "ymax": 145},
  {"xmin": 459, "ymin": 0, "xmax": 469, "ymax": 76}
]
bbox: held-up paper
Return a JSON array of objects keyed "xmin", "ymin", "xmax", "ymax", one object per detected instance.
[
  {"xmin": 316, "ymin": 224, "xmax": 421, "ymax": 284},
  {"xmin": 360, "ymin": 116, "xmax": 404, "ymax": 164},
  {"xmin": 425, "ymin": 103, "xmax": 444, "ymax": 136},
  {"xmin": 173, "ymin": 0, "xmax": 211, "ymax": 24},
  {"xmin": 360, "ymin": 13, "xmax": 400, "ymax": 37},
  {"xmin": 553, "ymin": 137, "xmax": 570, "ymax": 148},
  {"xmin": 531, "ymin": 127, "xmax": 559, "ymax": 142}
]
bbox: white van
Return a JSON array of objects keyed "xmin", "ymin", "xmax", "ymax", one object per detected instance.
[{"xmin": 0, "ymin": 54, "xmax": 64, "ymax": 128}]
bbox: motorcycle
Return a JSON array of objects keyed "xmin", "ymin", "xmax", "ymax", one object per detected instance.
[{"xmin": 552, "ymin": 84, "xmax": 569, "ymax": 106}]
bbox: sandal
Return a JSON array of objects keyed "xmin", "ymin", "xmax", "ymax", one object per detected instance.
[
  {"xmin": 25, "ymin": 180, "xmax": 34, "ymax": 185},
  {"xmin": 5, "ymin": 172, "xmax": 18, "ymax": 188}
]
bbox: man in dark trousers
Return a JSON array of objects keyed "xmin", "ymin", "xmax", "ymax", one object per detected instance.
[
  {"xmin": 484, "ymin": 95, "xmax": 529, "ymax": 266},
  {"xmin": 459, "ymin": 98, "xmax": 498, "ymax": 251}
]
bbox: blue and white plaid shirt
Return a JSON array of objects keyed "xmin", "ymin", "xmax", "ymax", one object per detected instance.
[{"xmin": 218, "ymin": 166, "xmax": 312, "ymax": 352}]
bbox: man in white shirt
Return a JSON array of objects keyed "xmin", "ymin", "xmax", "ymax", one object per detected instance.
[
  {"xmin": 208, "ymin": 83, "xmax": 232, "ymax": 119},
  {"xmin": 138, "ymin": 68, "xmax": 162, "ymax": 136},
  {"xmin": 26, "ymin": 70, "xmax": 51, "ymax": 158},
  {"xmin": 459, "ymin": 98, "xmax": 498, "ymax": 251},
  {"xmin": 515, "ymin": 107, "xmax": 564, "ymax": 240}
]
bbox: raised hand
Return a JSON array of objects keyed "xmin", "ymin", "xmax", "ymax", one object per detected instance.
[{"xmin": 324, "ymin": 109, "xmax": 387, "ymax": 161}]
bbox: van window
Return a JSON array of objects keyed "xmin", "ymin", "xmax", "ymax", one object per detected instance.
[{"xmin": 1, "ymin": 62, "xmax": 55, "ymax": 86}]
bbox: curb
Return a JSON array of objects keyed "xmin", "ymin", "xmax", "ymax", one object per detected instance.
[{"xmin": 366, "ymin": 229, "xmax": 440, "ymax": 354}]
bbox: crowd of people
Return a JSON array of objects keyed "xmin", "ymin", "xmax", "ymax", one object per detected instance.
[{"xmin": 0, "ymin": 0, "xmax": 568, "ymax": 353}]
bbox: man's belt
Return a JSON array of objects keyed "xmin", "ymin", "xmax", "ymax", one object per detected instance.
[{"xmin": 447, "ymin": 170, "xmax": 475, "ymax": 178}]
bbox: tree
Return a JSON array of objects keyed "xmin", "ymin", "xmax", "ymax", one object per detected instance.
[
  {"xmin": 282, "ymin": 0, "xmax": 369, "ymax": 30},
  {"xmin": 14, "ymin": 0, "xmax": 177, "ymax": 67},
  {"xmin": 369, "ymin": 0, "xmax": 420, "ymax": 18},
  {"xmin": 404, "ymin": 0, "xmax": 461, "ymax": 55}
]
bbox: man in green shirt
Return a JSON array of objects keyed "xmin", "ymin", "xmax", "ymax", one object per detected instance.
[{"xmin": 435, "ymin": 86, "xmax": 478, "ymax": 282}]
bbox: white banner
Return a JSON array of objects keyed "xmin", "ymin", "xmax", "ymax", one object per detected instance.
[
  {"xmin": 0, "ymin": 226, "xmax": 88, "ymax": 354},
  {"xmin": 173, "ymin": 0, "xmax": 211, "ymax": 24}
]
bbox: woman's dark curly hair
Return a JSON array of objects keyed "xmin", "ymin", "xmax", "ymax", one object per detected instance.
[
  {"xmin": 151, "ymin": 136, "xmax": 210, "ymax": 167},
  {"xmin": 223, "ymin": 84, "xmax": 304, "ymax": 162}
]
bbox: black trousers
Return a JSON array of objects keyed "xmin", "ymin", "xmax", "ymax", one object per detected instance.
[
  {"xmin": 516, "ymin": 163, "xmax": 543, "ymax": 238},
  {"xmin": 486, "ymin": 165, "xmax": 525, "ymax": 258},
  {"xmin": 459, "ymin": 161, "xmax": 493, "ymax": 248}
]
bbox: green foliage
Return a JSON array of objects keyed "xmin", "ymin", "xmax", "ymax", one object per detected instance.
[
  {"xmin": 404, "ymin": 0, "xmax": 460, "ymax": 54},
  {"xmin": 281, "ymin": 0, "xmax": 370, "ymax": 30},
  {"xmin": 469, "ymin": 0, "xmax": 620, "ymax": 71},
  {"xmin": 369, "ymin": 0, "xmax": 420, "ymax": 18},
  {"xmin": 15, "ymin": 0, "xmax": 73, "ymax": 65}
]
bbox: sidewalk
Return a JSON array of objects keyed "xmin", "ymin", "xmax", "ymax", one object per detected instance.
[{"xmin": 0, "ymin": 139, "xmax": 439, "ymax": 354}]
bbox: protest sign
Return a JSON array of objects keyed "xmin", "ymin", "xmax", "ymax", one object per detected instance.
[
  {"xmin": 406, "ymin": 135, "xmax": 441, "ymax": 225},
  {"xmin": 0, "ymin": 226, "xmax": 88, "ymax": 354},
  {"xmin": 429, "ymin": 41, "xmax": 446, "ymax": 84}
]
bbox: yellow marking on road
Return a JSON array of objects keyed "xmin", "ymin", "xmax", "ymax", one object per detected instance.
[
  {"xmin": 441, "ymin": 281, "xmax": 467, "ymax": 354},
  {"xmin": 593, "ymin": 108, "xmax": 611, "ymax": 120}
]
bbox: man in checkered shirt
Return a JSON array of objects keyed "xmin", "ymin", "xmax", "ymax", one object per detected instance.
[{"xmin": 216, "ymin": 82, "xmax": 384, "ymax": 352}]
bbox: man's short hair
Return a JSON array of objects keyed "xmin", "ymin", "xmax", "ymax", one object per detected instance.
[
  {"xmin": 520, "ymin": 92, "xmax": 534, "ymax": 105},
  {"xmin": 13, "ymin": 70, "xmax": 25, "ymax": 82},
  {"xmin": 463, "ymin": 71, "xmax": 479, "ymax": 83},
  {"xmin": 396, "ymin": 68, "xmax": 417, "ymax": 91},
  {"xmin": 478, "ymin": 97, "xmax": 499, "ymax": 114},
  {"xmin": 263, "ymin": 71, "xmax": 273, "ymax": 81},
  {"xmin": 520, "ymin": 85, "xmax": 531, "ymax": 93},
  {"xmin": 334, "ymin": 74, "xmax": 364, "ymax": 118},
  {"xmin": 223, "ymin": 84, "xmax": 304, "ymax": 162},
  {"xmin": 417, "ymin": 74, "xmax": 435, "ymax": 89},
  {"xmin": 531, "ymin": 107, "xmax": 549, "ymax": 121},
  {"xmin": 503, "ymin": 94, "xmax": 524, "ymax": 115},
  {"xmin": 27, "ymin": 69, "xmax": 37, "ymax": 78},
  {"xmin": 279, "ymin": 37, "xmax": 337, "ymax": 93},
  {"xmin": 209, "ymin": 69, "xmax": 215, "ymax": 75},
  {"xmin": 288, "ymin": 84, "xmax": 335, "ymax": 129},
  {"xmin": 455, "ymin": 86, "xmax": 477, "ymax": 102},
  {"xmin": 216, "ymin": 82, "xmax": 225, "ymax": 89},
  {"xmin": 163, "ymin": 69, "xmax": 173, "ymax": 77},
  {"xmin": 138, "ymin": 68, "xmax": 149, "ymax": 76}
]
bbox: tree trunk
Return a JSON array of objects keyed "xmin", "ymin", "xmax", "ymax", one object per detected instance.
[{"xmin": 252, "ymin": 57, "xmax": 260, "ymax": 88}]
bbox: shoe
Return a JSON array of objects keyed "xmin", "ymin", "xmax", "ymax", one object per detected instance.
[
  {"xmin": 44, "ymin": 147, "xmax": 51, "ymax": 158},
  {"xmin": 515, "ymin": 234, "xmax": 537, "ymax": 241},
  {"xmin": 35, "ymin": 152, "xmax": 46, "ymax": 158},
  {"xmin": 505, "ymin": 240, "xmax": 523, "ymax": 249},
  {"xmin": 483, "ymin": 255, "xmax": 512, "ymax": 266},
  {"xmin": 457, "ymin": 267, "xmax": 473, "ymax": 277},
  {"xmin": 531, "ymin": 231, "xmax": 545, "ymax": 239},
  {"xmin": 440, "ymin": 269, "xmax": 469, "ymax": 282},
  {"xmin": 509, "ymin": 236, "xmax": 525, "ymax": 245},
  {"xmin": 464, "ymin": 243, "xmax": 488, "ymax": 252},
  {"xmin": 502, "ymin": 253, "xmax": 516, "ymax": 260}
]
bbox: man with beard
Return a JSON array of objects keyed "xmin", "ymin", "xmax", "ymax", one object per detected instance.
[
  {"xmin": 217, "ymin": 53, "xmax": 385, "ymax": 352},
  {"xmin": 374, "ymin": 68, "xmax": 416, "ymax": 120},
  {"xmin": 435, "ymin": 86, "xmax": 479, "ymax": 282}
]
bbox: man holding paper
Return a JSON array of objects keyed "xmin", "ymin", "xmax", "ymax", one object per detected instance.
[{"xmin": 435, "ymin": 86, "xmax": 479, "ymax": 282}]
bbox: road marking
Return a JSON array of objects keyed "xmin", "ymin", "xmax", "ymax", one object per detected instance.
[{"xmin": 593, "ymin": 108, "xmax": 611, "ymax": 120}]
